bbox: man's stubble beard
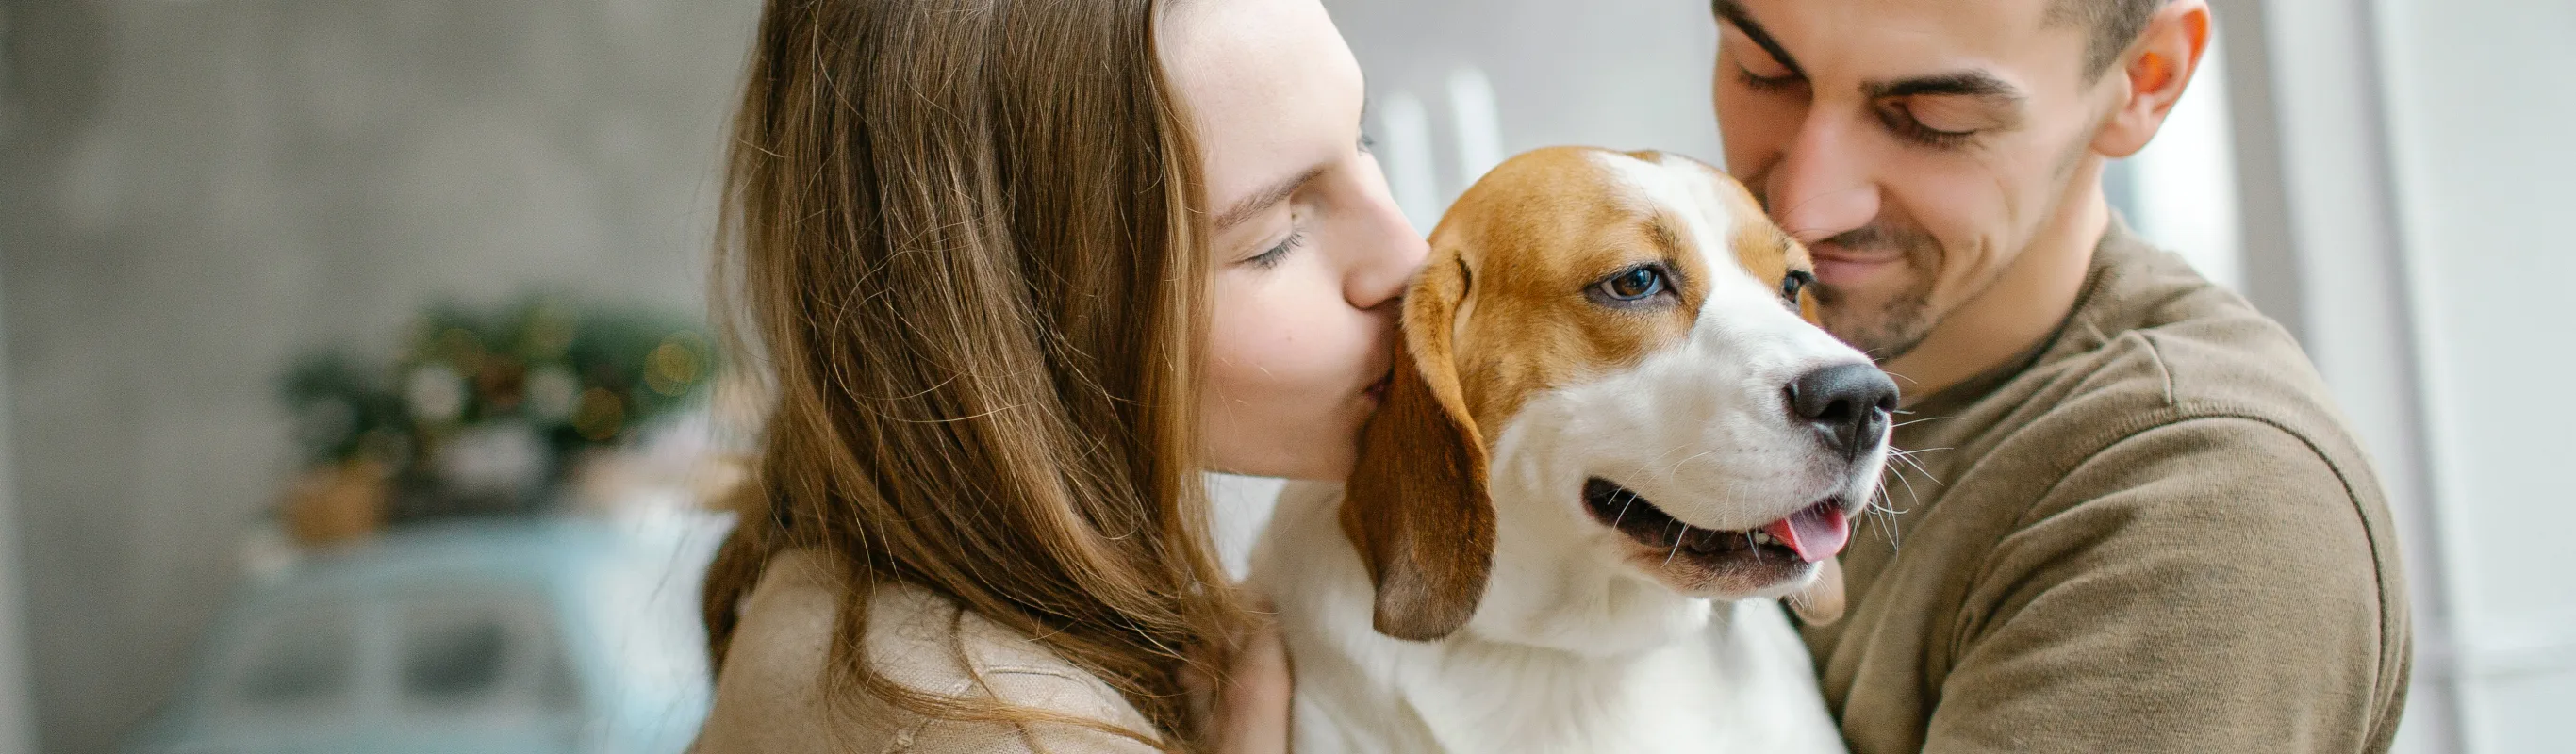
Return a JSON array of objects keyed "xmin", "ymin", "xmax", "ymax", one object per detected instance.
[
  {"xmin": 1806, "ymin": 223, "xmax": 1943, "ymax": 362},
  {"xmin": 1814, "ymin": 276, "xmax": 1933, "ymax": 363}
]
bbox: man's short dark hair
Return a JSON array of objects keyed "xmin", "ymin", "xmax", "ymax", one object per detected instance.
[{"xmin": 2051, "ymin": 0, "xmax": 2171, "ymax": 78}]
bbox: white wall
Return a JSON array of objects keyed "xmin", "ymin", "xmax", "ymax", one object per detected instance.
[
  {"xmin": 1322, "ymin": 0, "xmax": 1725, "ymax": 223},
  {"xmin": 2369, "ymin": 0, "xmax": 2576, "ymax": 749}
]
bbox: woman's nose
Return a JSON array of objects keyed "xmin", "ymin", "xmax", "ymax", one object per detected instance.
[
  {"xmin": 1764, "ymin": 114, "xmax": 1881, "ymax": 245},
  {"xmin": 1346, "ymin": 188, "xmax": 1428, "ymax": 312}
]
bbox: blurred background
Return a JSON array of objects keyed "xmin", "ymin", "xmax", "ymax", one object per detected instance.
[{"xmin": 0, "ymin": 0, "xmax": 2565, "ymax": 752}]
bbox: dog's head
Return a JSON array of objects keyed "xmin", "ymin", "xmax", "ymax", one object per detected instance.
[{"xmin": 1343, "ymin": 147, "xmax": 1893, "ymax": 643}]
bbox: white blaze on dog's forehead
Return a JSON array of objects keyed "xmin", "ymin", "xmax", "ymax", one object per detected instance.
[{"xmin": 1582, "ymin": 152, "xmax": 1762, "ymax": 292}]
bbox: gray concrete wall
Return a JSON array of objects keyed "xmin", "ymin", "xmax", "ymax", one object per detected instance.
[{"xmin": 0, "ymin": 2, "xmax": 755, "ymax": 750}]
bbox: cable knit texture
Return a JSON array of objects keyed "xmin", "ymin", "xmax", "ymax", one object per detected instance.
[{"xmin": 693, "ymin": 549, "xmax": 1161, "ymax": 754}]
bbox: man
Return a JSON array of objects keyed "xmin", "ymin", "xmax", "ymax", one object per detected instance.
[{"xmin": 1708, "ymin": 0, "xmax": 2410, "ymax": 751}]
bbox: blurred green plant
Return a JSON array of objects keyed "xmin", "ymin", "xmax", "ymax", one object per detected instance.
[{"xmin": 279, "ymin": 295, "xmax": 717, "ymax": 491}]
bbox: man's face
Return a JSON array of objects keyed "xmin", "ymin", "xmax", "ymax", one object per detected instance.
[{"xmin": 1711, "ymin": 0, "xmax": 2119, "ymax": 360}]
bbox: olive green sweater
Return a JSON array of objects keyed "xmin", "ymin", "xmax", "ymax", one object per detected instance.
[{"xmin": 1804, "ymin": 224, "xmax": 2411, "ymax": 752}]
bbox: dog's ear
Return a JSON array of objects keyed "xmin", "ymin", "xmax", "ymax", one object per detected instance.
[
  {"xmin": 1341, "ymin": 251, "xmax": 1494, "ymax": 642},
  {"xmin": 1788, "ymin": 557, "xmax": 1846, "ymax": 626}
]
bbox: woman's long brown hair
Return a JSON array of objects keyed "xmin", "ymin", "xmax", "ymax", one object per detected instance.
[{"xmin": 701, "ymin": 0, "xmax": 1234, "ymax": 746}]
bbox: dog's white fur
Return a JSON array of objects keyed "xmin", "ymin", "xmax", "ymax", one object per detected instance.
[{"xmin": 1249, "ymin": 151, "xmax": 1879, "ymax": 753}]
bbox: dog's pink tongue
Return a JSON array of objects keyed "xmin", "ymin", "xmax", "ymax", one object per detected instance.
[{"xmin": 1764, "ymin": 504, "xmax": 1850, "ymax": 563}]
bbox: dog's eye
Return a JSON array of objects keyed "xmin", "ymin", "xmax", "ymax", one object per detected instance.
[
  {"xmin": 1781, "ymin": 270, "xmax": 1815, "ymax": 307},
  {"xmin": 1597, "ymin": 266, "xmax": 1668, "ymax": 302}
]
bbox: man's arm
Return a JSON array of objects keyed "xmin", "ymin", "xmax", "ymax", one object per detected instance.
[{"xmin": 1923, "ymin": 417, "xmax": 2408, "ymax": 753}]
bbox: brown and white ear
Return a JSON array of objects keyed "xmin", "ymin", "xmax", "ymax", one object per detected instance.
[
  {"xmin": 1788, "ymin": 557, "xmax": 1846, "ymax": 626},
  {"xmin": 1340, "ymin": 253, "xmax": 1494, "ymax": 642}
]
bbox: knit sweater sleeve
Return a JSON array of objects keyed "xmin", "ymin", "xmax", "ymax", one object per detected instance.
[{"xmin": 1921, "ymin": 417, "xmax": 2403, "ymax": 753}]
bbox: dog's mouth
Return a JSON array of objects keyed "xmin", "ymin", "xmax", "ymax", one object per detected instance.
[{"xmin": 1581, "ymin": 478, "xmax": 1851, "ymax": 567}]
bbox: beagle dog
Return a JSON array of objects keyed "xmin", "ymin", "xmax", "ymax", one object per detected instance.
[{"xmin": 1249, "ymin": 147, "xmax": 1894, "ymax": 753}]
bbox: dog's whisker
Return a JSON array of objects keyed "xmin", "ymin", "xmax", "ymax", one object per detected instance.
[
  {"xmin": 1878, "ymin": 471, "xmax": 1921, "ymax": 515},
  {"xmin": 1893, "ymin": 445, "xmax": 1954, "ymax": 462},
  {"xmin": 1884, "ymin": 464, "xmax": 1924, "ymax": 508},
  {"xmin": 1886, "ymin": 447, "xmax": 1944, "ymax": 487},
  {"xmin": 1663, "ymin": 526, "xmax": 1689, "ymax": 567},
  {"xmin": 1891, "ymin": 415, "xmax": 1957, "ymax": 430},
  {"xmin": 1639, "ymin": 442, "xmax": 1696, "ymax": 470}
]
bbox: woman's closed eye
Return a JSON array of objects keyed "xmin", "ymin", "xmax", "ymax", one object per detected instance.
[{"xmin": 1246, "ymin": 230, "xmax": 1306, "ymax": 270}]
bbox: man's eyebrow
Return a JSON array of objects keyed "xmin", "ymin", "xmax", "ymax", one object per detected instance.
[
  {"xmin": 1214, "ymin": 164, "xmax": 1328, "ymax": 231},
  {"xmin": 1863, "ymin": 72, "xmax": 2026, "ymax": 103},
  {"xmin": 1711, "ymin": 0, "xmax": 1806, "ymax": 78}
]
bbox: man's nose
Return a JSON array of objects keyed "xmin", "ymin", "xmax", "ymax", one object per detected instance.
[{"xmin": 1763, "ymin": 115, "xmax": 1880, "ymax": 245}]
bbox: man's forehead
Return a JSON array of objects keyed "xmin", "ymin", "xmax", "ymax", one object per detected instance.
[{"xmin": 1725, "ymin": 0, "xmax": 2089, "ymax": 89}]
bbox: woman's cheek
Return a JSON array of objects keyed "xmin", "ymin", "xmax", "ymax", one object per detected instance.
[
  {"xmin": 1212, "ymin": 270, "xmax": 1343, "ymax": 400},
  {"xmin": 1198, "ymin": 258, "xmax": 1378, "ymax": 478}
]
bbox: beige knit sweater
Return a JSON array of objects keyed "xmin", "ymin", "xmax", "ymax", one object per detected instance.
[{"xmin": 692, "ymin": 549, "xmax": 1162, "ymax": 754}]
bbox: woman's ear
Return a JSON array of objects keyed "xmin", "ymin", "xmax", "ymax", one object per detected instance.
[
  {"xmin": 2093, "ymin": 0, "xmax": 2213, "ymax": 159},
  {"xmin": 1340, "ymin": 250, "xmax": 1494, "ymax": 642}
]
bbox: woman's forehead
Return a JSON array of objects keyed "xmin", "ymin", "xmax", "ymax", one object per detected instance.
[{"xmin": 1161, "ymin": 0, "xmax": 1364, "ymax": 209}]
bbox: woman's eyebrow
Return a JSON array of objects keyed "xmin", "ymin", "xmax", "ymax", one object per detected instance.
[
  {"xmin": 1215, "ymin": 164, "xmax": 1329, "ymax": 231},
  {"xmin": 1711, "ymin": 0, "xmax": 1806, "ymax": 78}
]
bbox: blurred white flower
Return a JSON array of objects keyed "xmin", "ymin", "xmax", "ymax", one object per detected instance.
[
  {"xmin": 526, "ymin": 365, "xmax": 580, "ymax": 422},
  {"xmin": 439, "ymin": 422, "xmax": 547, "ymax": 498},
  {"xmin": 406, "ymin": 363, "xmax": 466, "ymax": 423}
]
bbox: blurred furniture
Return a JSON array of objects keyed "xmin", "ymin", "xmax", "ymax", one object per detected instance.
[{"xmin": 123, "ymin": 515, "xmax": 721, "ymax": 754}]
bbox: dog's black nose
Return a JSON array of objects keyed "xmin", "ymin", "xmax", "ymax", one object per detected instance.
[{"xmin": 1787, "ymin": 363, "xmax": 1899, "ymax": 459}]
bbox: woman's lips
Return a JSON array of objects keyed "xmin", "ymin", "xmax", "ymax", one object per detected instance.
[{"xmin": 1362, "ymin": 369, "xmax": 1394, "ymax": 401}]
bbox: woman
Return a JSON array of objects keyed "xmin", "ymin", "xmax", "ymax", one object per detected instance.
[{"xmin": 689, "ymin": 0, "xmax": 1425, "ymax": 750}]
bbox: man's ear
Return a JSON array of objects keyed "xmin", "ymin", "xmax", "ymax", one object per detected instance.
[
  {"xmin": 1340, "ymin": 249, "xmax": 1494, "ymax": 642},
  {"xmin": 2093, "ymin": 0, "xmax": 2212, "ymax": 159}
]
